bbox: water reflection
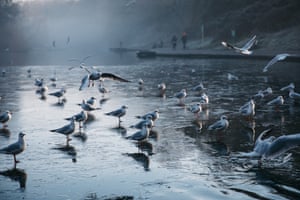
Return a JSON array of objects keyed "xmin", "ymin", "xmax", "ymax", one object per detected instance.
[
  {"xmin": 73, "ymin": 132, "xmax": 88, "ymax": 142},
  {"xmin": 125, "ymin": 152, "xmax": 150, "ymax": 171},
  {"xmin": 0, "ymin": 168, "xmax": 27, "ymax": 189},
  {"xmin": 0, "ymin": 128, "xmax": 11, "ymax": 137},
  {"xmin": 52, "ymin": 144, "xmax": 77, "ymax": 163}
]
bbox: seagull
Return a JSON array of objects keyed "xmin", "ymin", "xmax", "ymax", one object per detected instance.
[
  {"xmin": 221, "ymin": 35, "xmax": 257, "ymax": 55},
  {"xmin": 241, "ymin": 129, "xmax": 300, "ymax": 160},
  {"xmin": 65, "ymin": 111, "xmax": 88, "ymax": 130},
  {"xmin": 227, "ymin": 73, "xmax": 239, "ymax": 81},
  {"xmin": 50, "ymin": 118, "xmax": 75, "ymax": 146},
  {"xmin": 78, "ymin": 100, "xmax": 100, "ymax": 112},
  {"xmin": 175, "ymin": 89, "xmax": 187, "ymax": 105},
  {"xmin": 280, "ymin": 83, "xmax": 295, "ymax": 91},
  {"xmin": 289, "ymin": 89, "xmax": 300, "ymax": 100},
  {"xmin": 189, "ymin": 102, "xmax": 202, "ymax": 118},
  {"xmin": 34, "ymin": 78, "xmax": 44, "ymax": 87},
  {"xmin": 126, "ymin": 124, "xmax": 150, "ymax": 142},
  {"xmin": 105, "ymin": 105, "xmax": 128, "ymax": 125},
  {"xmin": 0, "ymin": 132, "xmax": 25, "ymax": 166},
  {"xmin": 262, "ymin": 53, "xmax": 290, "ymax": 72},
  {"xmin": 78, "ymin": 66, "xmax": 130, "ymax": 90},
  {"xmin": 157, "ymin": 83, "xmax": 166, "ymax": 97},
  {"xmin": 261, "ymin": 87, "xmax": 273, "ymax": 97},
  {"xmin": 48, "ymin": 88, "xmax": 66, "ymax": 103},
  {"xmin": 207, "ymin": 115, "xmax": 229, "ymax": 131},
  {"xmin": 252, "ymin": 90, "xmax": 265, "ymax": 102},
  {"xmin": 199, "ymin": 93, "xmax": 209, "ymax": 107},
  {"xmin": 0, "ymin": 110, "xmax": 12, "ymax": 128},
  {"xmin": 86, "ymin": 97, "xmax": 97, "ymax": 106},
  {"xmin": 239, "ymin": 99, "xmax": 255, "ymax": 119},
  {"xmin": 267, "ymin": 96, "xmax": 284, "ymax": 106},
  {"xmin": 68, "ymin": 55, "xmax": 92, "ymax": 70},
  {"xmin": 136, "ymin": 109, "xmax": 159, "ymax": 122},
  {"xmin": 130, "ymin": 115, "xmax": 154, "ymax": 130},
  {"xmin": 192, "ymin": 82, "xmax": 206, "ymax": 94}
]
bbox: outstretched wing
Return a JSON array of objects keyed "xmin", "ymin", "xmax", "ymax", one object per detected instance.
[
  {"xmin": 221, "ymin": 41, "xmax": 236, "ymax": 50},
  {"xmin": 241, "ymin": 35, "xmax": 256, "ymax": 50},
  {"xmin": 79, "ymin": 74, "xmax": 89, "ymax": 91},
  {"xmin": 265, "ymin": 133, "xmax": 300, "ymax": 159},
  {"xmin": 263, "ymin": 53, "xmax": 290, "ymax": 72},
  {"xmin": 101, "ymin": 73, "xmax": 130, "ymax": 82}
]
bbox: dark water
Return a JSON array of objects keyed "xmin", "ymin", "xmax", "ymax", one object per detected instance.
[{"xmin": 0, "ymin": 52, "xmax": 300, "ymax": 200}]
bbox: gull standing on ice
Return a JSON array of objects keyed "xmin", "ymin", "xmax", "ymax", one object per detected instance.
[
  {"xmin": 0, "ymin": 132, "xmax": 25, "ymax": 166},
  {"xmin": 130, "ymin": 115, "xmax": 154, "ymax": 130},
  {"xmin": 50, "ymin": 118, "xmax": 75, "ymax": 146},
  {"xmin": 105, "ymin": 105, "xmax": 128, "ymax": 126},
  {"xmin": 208, "ymin": 115, "xmax": 229, "ymax": 131},
  {"xmin": 0, "ymin": 110, "xmax": 12, "ymax": 128},
  {"xmin": 136, "ymin": 109, "xmax": 160, "ymax": 122},
  {"xmin": 189, "ymin": 102, "xmax": 202, "ymax": 118},
  {"xmin": 48, "ymin": 88, "xmax": 66, "ymax": 103},
  {"xmin": 221, "ymin": 35, "xmax": 257, "ymax": 55},
  {"xmin": 192, "ymin": 82, "xmax": 206, "ymax": 94},
  {"xmin": 65, "ymin": 111, "xmax": 88, "ymax": 130},
  {"xmin": 126, "ymin": 124, "xmax": 150, "ymax": 142},
  {"xmin": 78, "ymin": 100, "xmax": 100, "ymax": 112},
  {"xmin": 175, "ymin": 89, "xmax": 187, "ymax": 105},
  {"xmin": 157, "ymin": 83, "xmax": 166, "ymax": 97},
  {"xmin": 262, "ymin": 53, "xmax": 290, "ymax": 72}
]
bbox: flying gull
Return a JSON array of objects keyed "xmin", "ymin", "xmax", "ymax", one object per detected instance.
[
  {"xmin": 221, "ymin": 35, "xmax": 257, "ymax": 55},
  {"xmin": 262, "ymin": 53, "xmax": 290, "ymax": 72}
]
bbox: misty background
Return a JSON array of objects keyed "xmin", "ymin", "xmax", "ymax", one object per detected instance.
[{"xmin": 0, "ymin": 0, "xmax": 300, "ymax": 65}]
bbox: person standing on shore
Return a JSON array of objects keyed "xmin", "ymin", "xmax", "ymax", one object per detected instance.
[{"xmin": 181, "ymin": 31, "xmax": 187, "ymax": 49}]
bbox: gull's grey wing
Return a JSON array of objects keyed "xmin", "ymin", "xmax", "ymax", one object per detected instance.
[
  {"xmin": 0, "ymin": 142, "xmax": 20, "ymax": 154},
  {"xmin": 101, "ymin": 73, "xmax": 130, "ymax": 82},
  {"xmin": 242, "ymin": 35, "xmax": 256, "ymax": 50},
  {"xmin": 265, "ymin": 133, "xmax": 300, "ymax": 159},
  {"xmin": 221, "ymin": 41, "xmax": 236, "ymax": 50},
  {"xmin": 79, "ymin": 74, "xmax": 89, "ymax": 91},
  {"xmin": 263, "ymin": 53, "xmax": 290, "ymax": 72}
]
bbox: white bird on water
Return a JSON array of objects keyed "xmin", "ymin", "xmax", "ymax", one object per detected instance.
[
  {"xmin": 262, "ymin": 53, "xmax": 290, "ymax": 72},
  {"xmin": 0, "ymin": 110, "xmax": 12, "ymax": 128},
  {"xmin": 175, "ymin": 89, "xmax": 187, "ymax": 105},
  {"xmin": 289, "ymin": 89, "xmax": 300, "ymax": 100},
  {"xmin": 267, "ymin": 96, "xmax": 284, "ymax": 106},
  {"xmin": 0, "ymin": 132, "xmax": 25, "ymax": 166},
  {"xmin": 105, "ymin": 105, "xmax": 128, "ymax": 126},
  {"xmin": 239, "ymin": 99, "xmax": 255, "ymax": 119},
  {"xmin": 241, "ymin": 129, "xmax": 300, "ymax": 161},
  {"xmin": 280, "ymin": 83, "xmax": 295, "ymax": 92},
  {"xmin": 221, "ymin": 35, "xmax": 257, "ymax": 55},
  {"xmin": 207, "ymin": 115, "xmax": 229, "ymax": 131}
]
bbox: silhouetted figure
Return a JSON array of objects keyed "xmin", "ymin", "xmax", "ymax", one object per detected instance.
[
  {"xmin": 181, "ymin": 32, "xmax": 187, "ymax": 49},
  {"xmin": 52, "ymin": 40, "xmax": 56, "ymax": 48},
  {"xmin": 171, "ymin": 35, "xmax": 177, "ymax": 50},
  {"xmin": 66, "ymin": 36, "xmax": 70, "ymax": 45}
]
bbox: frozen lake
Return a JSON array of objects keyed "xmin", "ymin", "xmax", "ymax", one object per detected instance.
[{"xmin": 0, "ymin": 52, "xmax": 300, "ymax": 200}]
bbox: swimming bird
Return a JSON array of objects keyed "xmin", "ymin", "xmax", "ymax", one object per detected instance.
[
  {"xmin": 261, "ymin": 87, "xmax": 273, "ymax": 97},
  {"xmin": 50, "ymin": 118, "xmax": 75, "ymax": 146},
  {"xmin": 267, "ymin": 96, "xmax": 284, "ymax": 106},
  {"xmin": 48, "ymin": 88, "xmax": 66, "ymax": 103},
  {"xmin": 0, "ymin": 132, "xmax": 25, "ymax": 166},
  {"xmin": 199, "ymin": 93, "xmax": 209, "ymax": 108},
  {"xmin": 126, "ymin": 124, "xmax": 150, "ymax": 142},
  {"xmin": 65, "ymin": 111, "xmax": 88, "ymax": 130},
  {"xmin": 241, "ymin": 129, "xmax": 300, "ymax": 160},
  {"xmin": 262, "ymin": 53, "xmax": 290, "ymax": 72},
  {"xmin": 252, "ymin": 90, "xmax": 265, "ymax": 102},
  {"xmin": 175, "ymin": 89, "xmax": 187, "ymax": 105},
  {"xmin": 207, "ymin": 115, "xmax": 229, "ymax": 131},
  {"xmin": 105, "ymin": 105, "xmax": 128, "ymax": 125},
  {"xmin": 239, "ymin": 99, "xmax": 255, "ymax": 119},
  {"xmin": 221, "ymin": 35, "xmax": 257, "ymax": 55},
  {"xmin": 0, "ymin": 110, "xmax": 12, "ymax": 128}
]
